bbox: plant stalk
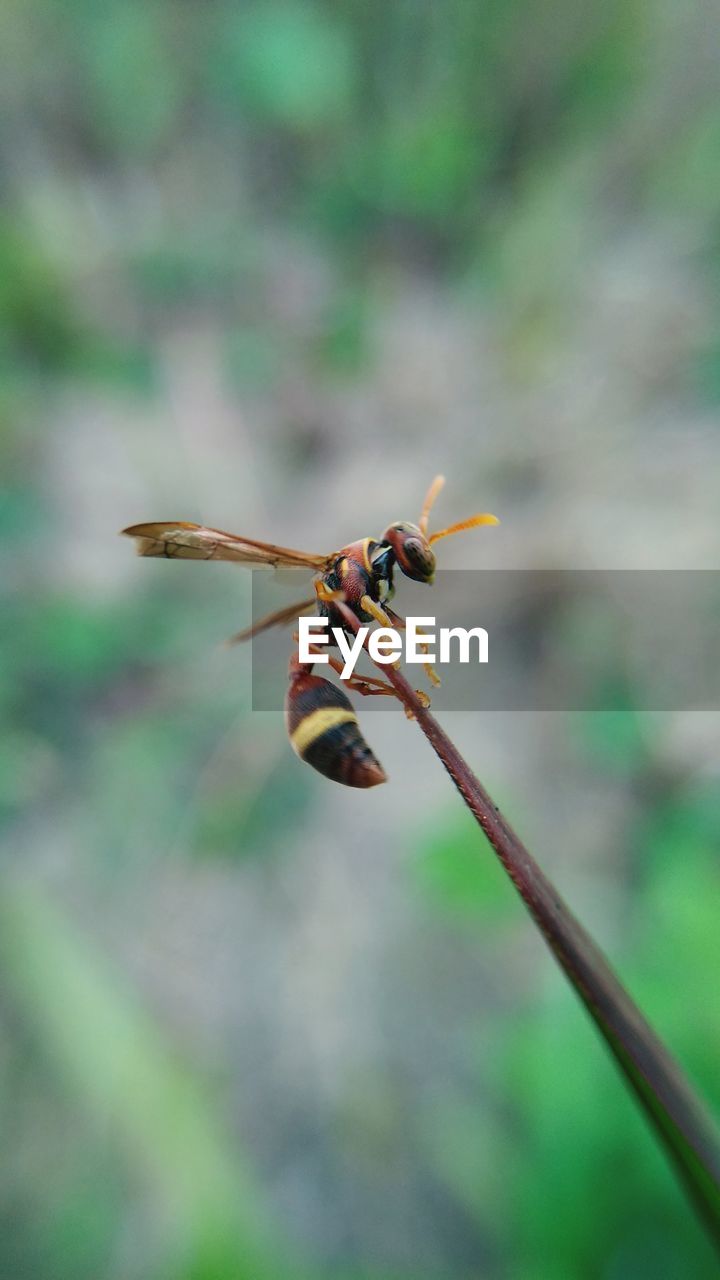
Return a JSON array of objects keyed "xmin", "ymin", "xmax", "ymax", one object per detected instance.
[{"xmin": 336, "ymin": 601, "xmax": 720, "ymax": 1250}]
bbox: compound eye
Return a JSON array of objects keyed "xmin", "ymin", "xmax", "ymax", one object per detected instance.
[
  {"xmin": 404, "ymin": 537, "xmax": 428, "ymax": 565},
  {"xmin": 401, "ymin": 537, "xmax": 435, "ymax": 581}
]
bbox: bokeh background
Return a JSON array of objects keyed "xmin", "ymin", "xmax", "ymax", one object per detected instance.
[{"xmin": 2, "ymin": 2, "xmax": 720, "ymax": 1277}]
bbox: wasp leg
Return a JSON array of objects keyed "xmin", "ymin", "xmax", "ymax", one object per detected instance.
[
  {"xmin": 305, "ymin": 642, "xmax": 398, "ymax": 700},
  {"xmin": 300, "ymin": 634, "xmax": 430, "ymax": 713},
  {"xmin": 332, "ymin": 658, "xmax": 431, "ymax": 717},
  {"xmin": 359, "ymin": 595, "xmax": 394, "ymax": 628},
  {"xmin": 340, "ymin": 665, "xmax": 431, "ymax": 716},
  {"xmin": 385, "ymin": 605, "xmax": 441, "ymax": 689},
  {"xmin": 359, "ymin": 594, "xmax": 403, "ymax": 671},
  {"xmin": 331, "ymin": 612, "xmax": 432, "ymax": 713},
  {"xmin": 327, "ymin": 653, "xmax": 410, "ymax": 700},
  {"xmin": 315, "ymin": 580, "xmax": 343, "ymax": 605}
]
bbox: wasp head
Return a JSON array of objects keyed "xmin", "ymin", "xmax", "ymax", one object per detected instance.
[{"xmin": 380, "ymin": 521, "xmax": 436, "ymax": 583}]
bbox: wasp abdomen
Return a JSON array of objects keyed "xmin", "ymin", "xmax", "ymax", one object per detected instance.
[{"xmin": 285, "ymin": 673, "xmax": 386, "ymax": 788}]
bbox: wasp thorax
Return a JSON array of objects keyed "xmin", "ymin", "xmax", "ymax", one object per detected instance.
[{"xmin": 381, "ymin": 521, "xmax": 436, "ymax": 583}]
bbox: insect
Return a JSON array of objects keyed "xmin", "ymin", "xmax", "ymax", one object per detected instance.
[{"xmin": 122, "ymin": 475, "xmax": 497, "ymax": 788}]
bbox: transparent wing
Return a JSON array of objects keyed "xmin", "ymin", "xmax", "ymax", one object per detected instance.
[
  {"xmin": 226, "ymin": 597, "xmax": 317, "ymax": 645},
  {"xmin": 122, "ymin": 522, "xmax": 331, "ymax": 570}
]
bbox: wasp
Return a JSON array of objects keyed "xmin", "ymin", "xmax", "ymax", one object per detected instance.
[{"xmin": 122, "ymin": 476, "xmax": 497, "ymax": 788}]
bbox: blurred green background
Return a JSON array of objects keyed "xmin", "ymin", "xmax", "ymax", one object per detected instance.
[{"xmin": 2, "ymin": 1, "xmax": 720, "ymax": 1277}]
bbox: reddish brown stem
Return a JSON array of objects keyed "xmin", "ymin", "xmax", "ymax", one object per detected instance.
[{"xmin": 335, "ymin": 601, "xmax": 720, "ymax": 1250}]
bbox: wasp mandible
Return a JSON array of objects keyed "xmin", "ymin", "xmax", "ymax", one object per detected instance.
[{"xmin": 122, "ymin": 476, "xmax": 498, "ymax": 788}]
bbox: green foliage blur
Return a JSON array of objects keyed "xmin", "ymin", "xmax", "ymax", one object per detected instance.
[{"xmin": 2, "ymin": 1, "xmax": 720, "ymax": 1277}]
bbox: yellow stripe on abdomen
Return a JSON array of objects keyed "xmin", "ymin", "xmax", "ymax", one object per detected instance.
[{"xmin": 291, "ymin": 707, "xmax": 358, "ymax": 757}]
